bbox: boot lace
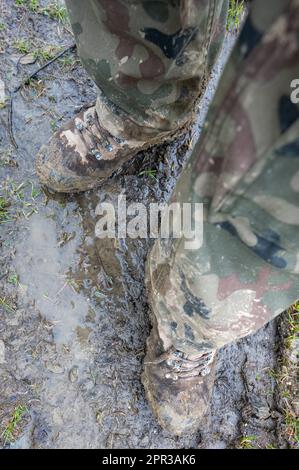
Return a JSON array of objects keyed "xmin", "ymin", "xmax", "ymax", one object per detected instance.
[
  {"xmin": 146, "ymin": 347, "xmax": 215, "ymax": 381},
  {"xmin": 74, "ymin": 110, "xmax": 123, "ymax": 161}
]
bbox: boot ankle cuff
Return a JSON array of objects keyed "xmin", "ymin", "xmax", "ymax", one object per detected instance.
[{"xmin": 95, "ymin": 94, "xmax": 189, "ymax": 144}]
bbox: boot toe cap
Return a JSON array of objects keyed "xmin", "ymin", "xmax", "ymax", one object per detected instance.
[{"xmin": 142, "ymin": 366, "xmax": 213, "ymax": 436}]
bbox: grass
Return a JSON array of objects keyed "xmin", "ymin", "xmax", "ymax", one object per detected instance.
[
  {"xmin": 50, "ymin": 120, "xmax": 58, "ymax": 132},
  {"xmin": 42, "ymin": 2, "xmax": 68, "ymax": 22},
  {"xmin": 139, "ymin": 169, "xmax": 157, "ymax": 180},
  {"xmin": 30, "ymin": 183, "xmax": 40, "ymax": 199},
  {"xmin": 8, "ymin": 274, "xmax": 19, "ymax": 286},
  {"xmin": 35, "ymin": 44, "xmax": 60, "ymax": 61},
  {"xmin": 275, "ymin": 303, "xmax": 299, "ymax": 448},
  {"xmin": 15, "ymin": 0, "xmax": 68, "ymax": 23},
  {"xmin": 268, "ymin": 368, "xmax": 278, "ymax": 380},
  {"xmin": 1, "ymin": 179, "xmax": 41, "ymax": 223},
  {"xmin": 13, "ymin": 38, "xmax": 31, "ymax": 54},
  {"xmin": 58, "ymin": 55, "xmax": 78, "ymax": 69},
  {"xmin": 284, "ymin": 412, "xmax": 299, "ymax": 446},
  {"xmin": 29, "ymin": 0, "xmax": 39, "ymax": 11},
  {"xmin": 282, "ymin": 305, "xmax": 299, "ymax": 446},
  {"xmin": 0, "ymin": 296, "xmax": 16, "ymax": 313},
  {"xmin": 17, "ymin": 42, "xmax": 76, "ymax": 73},
  {"xmin": 15, "ymin": 0, "xmax": 40, "ymax": 11},
  {"xmin": 1, "ymin": 405, "xmax": 28, "ymax": 444},
  {"xmin": 0, "ymin": 196, "xmax": 10, "ymax": 223},
  {"xmin": 266, "ymin": 444, "xmax": 277, "ymax": 449},
  {"xmin": 284, "ymin": 303, "xmax": 299, "ymax": 347},
  {"xmin": 13, "ymin": 37, "xmax": 60, "ymax": 62},
  {"xmin": 227, "ymin": 0, "xmax": 244, "ymax": 31},
  {"xmin": 238, "ymin": 435, "xmax": 257, "ymax": 449}
]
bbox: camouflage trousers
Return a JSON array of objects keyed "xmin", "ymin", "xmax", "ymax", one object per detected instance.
[
  {"xmin": 66, "ymin": 0, "xmax": 299, "ymax": 357},
  {"xmin": 65, "ymin": 0, "xmax": 228, "ymax": 140}
]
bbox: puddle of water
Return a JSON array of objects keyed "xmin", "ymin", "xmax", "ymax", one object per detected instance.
[
  {"xmin": 15, "ymin": 213, "xmax": 89, "ymax": 348},
  {"xmin": 13, "ymin": 212, "xmax": 101, "ymax": 448}
]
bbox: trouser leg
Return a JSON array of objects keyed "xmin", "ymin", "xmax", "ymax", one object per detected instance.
[
  {"xmin": 147, "ymin": 0, "xmax": 299, "ymax": 357},
  {"xmin": 65, "ymin": 0, "xmax": 228, "ymax": 140}
]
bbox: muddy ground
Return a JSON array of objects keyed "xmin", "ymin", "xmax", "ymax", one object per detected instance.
[{"xmin": 0, "ymin": 0, "xmax": 296, "ymax": 449}]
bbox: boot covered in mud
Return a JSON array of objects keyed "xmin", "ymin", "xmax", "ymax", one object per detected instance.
[
  {"xmin": 142, "ymin": 319, "xmax": 216, "ymax": 436},
  {"xmin": 36, "ymin": 101, "xmax": 189, "ymax": 193}
]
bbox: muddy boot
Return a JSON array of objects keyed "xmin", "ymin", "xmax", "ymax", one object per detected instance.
[
  {"xmin": 142, "ymin": 319, "xmax": 216, "ymax": 436},
  {"xmin": 36, "ymin": 103, "xmax": 188, "ymax": 193}
]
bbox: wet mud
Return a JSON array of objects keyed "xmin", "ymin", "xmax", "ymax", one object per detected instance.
[{"xmin": 0, "ymin": 0, "xmax": 294, "ymax": 449}]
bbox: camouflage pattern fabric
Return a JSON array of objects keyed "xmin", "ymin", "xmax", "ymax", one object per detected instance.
[
  {"xmin": 65, "ymin": 0, "xmax": 228, "ymax": 139},
  {"xmin": 66, "ymin": 0, "xmax": 299, "ymax": 358},
  {"xmin": 148, "ymin": 0, "xmax": 299, "ymax": 357}
]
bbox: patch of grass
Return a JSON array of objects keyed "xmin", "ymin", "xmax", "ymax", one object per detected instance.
[
  {"xmin": 0, "ymin": 196, "xmax": 10, "ymax": 223},
  {"xmin": 41, "ymin": 2, "xmax": 68, "ymax": 23},
  {"xmin": 13, "ymin": 38, "xmax": 31, "ymax": 54},
  {"xmin": 0, "ymin": 296, "xmax": 16, "ymax": 313},
  {"xmin": 50, "ymin": 120, "xmax": 58, "ymax": 132},
  {"xmin": 15, "ymin": 40, "xmax": 61, "ymax": 64},
  {"xmin": 58, "ymin": 55, "xmax": 78, "ymax": 69},
  {"xmin": 30, "ymin": 183, "xmax": 40, "ymax": 199},
  {"xmin": 15, "ymin": 0, "xmax": 26, "ymax": 6},
  {"xmin": 15, "ymin": 0, "xmax": 68, "ymax": 23},
  {"xmin": 9, "ymin": 181, "xmax": 25, "ymax": 200},
  {"xmin": 285, "ymin": 304, "xmax": 299, "ymax": 347},
  {"xmin": 1, "ymin": 405, "xmax": 28, "ymax": 444},
  {"xmin": 35, "ymin": 44, "xmax": 61, "ymax": 62},
  {"xmin": 0, "ymin": 23, "xmax": 6, "ymax": 31},
  {"xmin": 8, "ymin": 274, "xmax": 19, "ymax": 286},
  {"xmin": 29, "ymin": 0, "xmax": 39, "ymax": 11},
  {"xmin": 15, "ymin": 0, "xmax": 40, "ymax": 11},
  {"xmin": 13, "ymin": 39, "xmax": 61, "ymax": 67},
  {"xmin": 227, "ymin": 0, "xmax": 244, "ymax": 31},
  {"xmin": 276, "ymin": 304, "xmax": 299, "ymax": 448},
  {"xmin": 238, "ymin": 435, "xmax": 257, "ymax": 449},
  {"xmin": 284, "ymin": 412, "xmax": 299, "ymax": 446},
  {"xmin": 268, "ymin": 368, "xmax": 278, "ymax": 380},
  {"xmin": 2, "ymin": 179, "xmax": 40, "ymax": 221},
  {"xmin": 139, "ymin": 169, "xmax": 157, "ymax": 180}
]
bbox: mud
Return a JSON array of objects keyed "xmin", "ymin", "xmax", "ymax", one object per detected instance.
[{"xmin": 0, "ymin": 0, "xmax": 293, "ymax": 449}]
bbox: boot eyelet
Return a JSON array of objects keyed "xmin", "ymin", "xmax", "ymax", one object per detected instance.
[
  {"xmin": 75, "ymin": 122, "xmax": 84, "ymax": 131},
  {"xmin": 201, "ymin": 367, "xmax": 210, "ymax": 377},
  {"xmin": 105, "ymin": 143, "xmax": 113, "ymax": 152},
  {"xmin": 91, "ymin": 149, "xmax": 102, "ymax": 160},
  {"xmin": 174, "ymin": 351, "xmax": 184, "ymax": 358}
]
